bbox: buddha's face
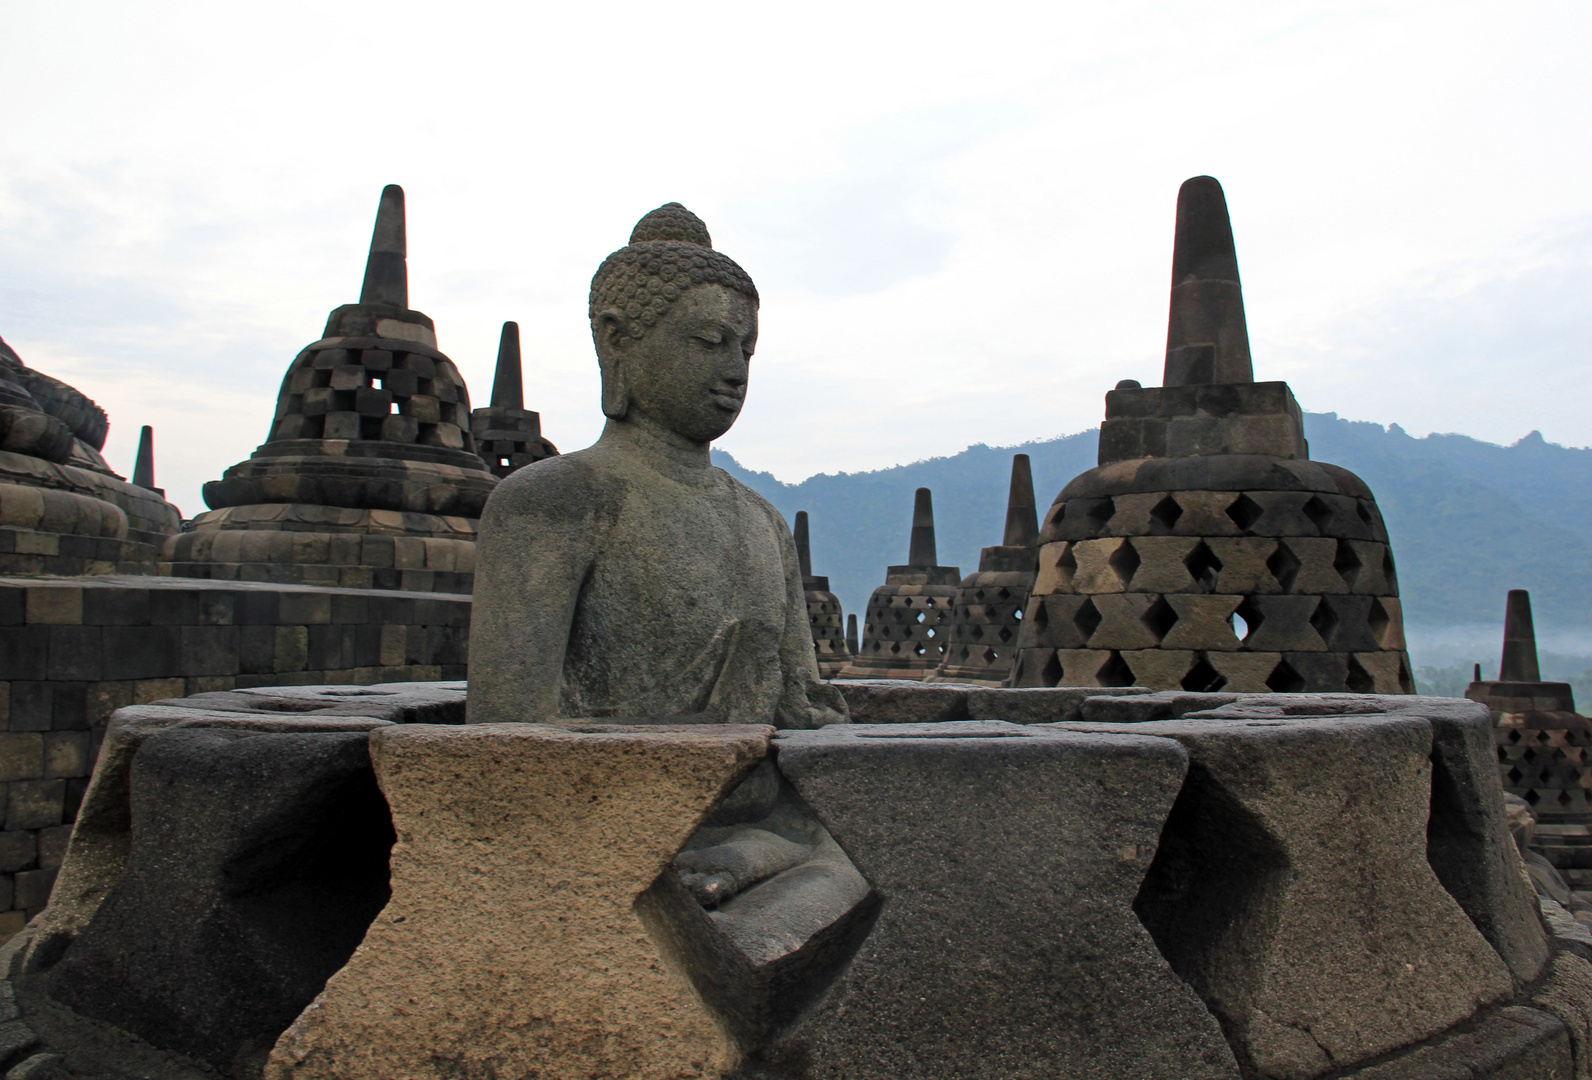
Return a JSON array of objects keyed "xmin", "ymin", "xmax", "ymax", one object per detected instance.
[{"xmin": 598, "ymin": 283, "xmax": 758, "ymax": 445}]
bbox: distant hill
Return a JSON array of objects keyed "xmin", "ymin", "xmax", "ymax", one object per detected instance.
[{"xmin": 713, "ymin": 413, "xmax": 1592, "ymax": 638}]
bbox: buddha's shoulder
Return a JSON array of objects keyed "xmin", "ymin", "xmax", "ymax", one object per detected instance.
[
  {"xmin": 481, "ymin": 450, "xmax": 619, "ymax": 522},
  {"xmin": 710, "ymin": 467, "xmax": 788, "ymax": 526}
]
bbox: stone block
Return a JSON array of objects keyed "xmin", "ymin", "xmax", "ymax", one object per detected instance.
[
  {"xmin": 1344, "ymin": 1006, "xmax": 1571, "ymax": 1078},
  {"xmin": 1070, "ymin": 538, "xmax": 1130, "ymax": 594},
  {"xmin": 100, "ymin": 625, "xmax": 179, "ymax": 680},
  {"xmin": 37, "ymin": 823, "xmax": 71, "ymax": 868},
  {"xmin": 0, "ymin": 735, "xmax": 42, "ymax": 782},
  {"xmin": 1027, "ymin": 594, "xmax": 1093, "ymax": 649},
  {"xmin": 1285, "ymin": 650, "xmax": 1351, "ymax": 691},
  {"xmin": 1121, "ymin": 649, "xmax": 1197, "ymax": 690},
  {"xmin": 264, "ymin": 723, "xmax": 769, "ymax": 1080},
  {"xmin": 1241, "ymin": 595, "xmax": 1327, "ymax": 651},
  {"xmin": 45, "ymin": 625, "xmax": 101, "ymax": 681},
  {"xmin": 49, "ymin": 727, "xmax": 397, "ymax": 1073},
  {"xmin": 1088, "ymin": 593, "xmax": 1162, "ymax": 650},
  {"xmin": 1287, "ymin": 537, "xmax": 1349, "ymax": 594},
  {"xmin": 0, "ymin": 628, "xmax": 47, "ymax": 681},
  {"xmin": 15, "ymin": 864, "xmax": 56, "ymax": 909},
  {"xmin": 1207, "ymin": 536, "xmax": 1281, "ymax": 593},
  {"xmin": 1126, "ymin": 536, "xmax": 1202, "ymax": 592},
  {"xmin": 42, "ymin": 732, "xmax": 89, "ymax": 778},
  {"xmin": 1355, "ymin": 650, "xmax": 1408, "ymax": 694},
  {"xmin": 1161, "ymin": 593, "xmax": 1243, "ymax": 650},
  {"xmin": 829, "ymin": 681, "xmax": 968, "ymax": 724},
  {"xmin": 1207, "ymin": 651, "xmax": 1281, "ymax": 692},
  {"xmin": 767, "ymin": 722, "xmax": 1238, "ymax": 1078},
  {"xmin": 965, "ymin": 686, "xmax": 1150, "ymax": 725},
  {"xmin": 6, "ymin": 780, "xmax": 62, "ymax": 831},
  {"xmin": 0, "ymin": 829, "xmax": 36, "ymax": 873},
  {"xmin": 24, "ymin": 587, "xmax": 82, "ymax": 626},
  {"xmin": 1531, "ymin": 952, "xmax": 1592, "ymax": 1080},
  {"xmin": 1051, "ymin": 711, "xmax": 1515, "ymax": 1075}
]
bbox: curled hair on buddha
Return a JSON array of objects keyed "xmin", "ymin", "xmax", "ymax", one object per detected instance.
[{"xmin": 590, "ymin": 202, "xmax": 759, "ymax": 420}]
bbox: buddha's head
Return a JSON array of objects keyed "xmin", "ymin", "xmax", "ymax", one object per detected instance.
[{"xmin": 589, "ymin": 204, "xmax": 759, "ymax": 445}]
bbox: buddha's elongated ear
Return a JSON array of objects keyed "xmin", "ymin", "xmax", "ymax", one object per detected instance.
[{"xmin": 594, "ymin": 309, "xmax": 631, "ymax": 420}]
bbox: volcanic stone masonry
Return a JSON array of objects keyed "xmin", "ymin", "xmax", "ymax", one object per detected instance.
[
  {"xmin": 1012, "ymin": 176, "xmax": 1412, "ymax": 695},
  {"xmin": 161, "ymin": 185, "xmax": 499, "ymax": 594},
  {"xmin": 838, "ymin": 487, "xmax": 961, "ymax": 680},
  {"xmin": 469, "ymin": 321, "xmax": 559, "ymax": 480},
  {"xmin": 934, "ymin": 454, "xmax": 1039, "ymax": 686},
  {"xmin": 795, "ymin": 511, "xmax": 851, "ymax": 678},
  {"xmin": 1469, "ymin": 589, "xmax": 1592, "ymax": 892}
]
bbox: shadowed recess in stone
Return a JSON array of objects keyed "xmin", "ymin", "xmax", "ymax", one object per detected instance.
[
  {"xmin": 635, "ymin": 762, "xmax": 880, "ymax": 1061},
  {"xmin": 46, "ymin": 728, "xmax": 395, "ymax": 1074}
]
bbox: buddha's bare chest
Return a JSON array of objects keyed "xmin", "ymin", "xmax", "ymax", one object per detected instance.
[{"xmin": 583, "ymin": 484, "xmax": 789, "ymax": 626}]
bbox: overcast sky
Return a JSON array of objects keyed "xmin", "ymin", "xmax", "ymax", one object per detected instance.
[{"xmin": 2, "ymin": 1, "xmax": 1589, "ymax": 516}]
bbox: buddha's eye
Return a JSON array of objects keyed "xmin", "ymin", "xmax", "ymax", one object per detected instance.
[{"xmin": 695, "ymin": 333, "xmax": 724, "ymax": 347}]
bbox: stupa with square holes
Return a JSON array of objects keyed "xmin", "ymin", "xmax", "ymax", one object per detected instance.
[
  {"xmin": 795, "ymin": 511, "xmax": 851, "ymax": 678},
  {"xmin": 1011, "ymin": 177, "xmax": 1412, "ymax": 694},
  {"xmin": 161, "ymin": 186, "xmax": 498, "ymax": 594}
]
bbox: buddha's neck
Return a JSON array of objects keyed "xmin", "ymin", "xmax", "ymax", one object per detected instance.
[{"xmin": 598, "ymin": 415, "xmax": 714, "ymax": 482}]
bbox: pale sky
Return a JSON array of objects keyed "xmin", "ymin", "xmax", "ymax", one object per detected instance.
[{"xmin": 2, "ymin": 2, "xmax": 1589, "ymax": 517}]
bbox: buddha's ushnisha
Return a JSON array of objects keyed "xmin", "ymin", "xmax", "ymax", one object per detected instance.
[{"xmin": 468, "ymin": 204, "xmax": 846, "ymax": 729}]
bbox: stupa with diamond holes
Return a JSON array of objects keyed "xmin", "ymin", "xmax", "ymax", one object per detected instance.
[
  {"xmin": 162, "ymin": 185, "xmax": 497, "ymax": 594},
  {"xmin": 1469, "ymin": 590, "xmax": 1592, "ymax": 888},
  {"xmin": 838, "ymin": 487, "xmax": 961, "ymax": 680},
  {"xmin": 934, "ymin": 454, "xmax": 1039, "ymax": 685},
  {"xmin": 1011, "ymin": 176, "xmax": 1412, "ymax": 694},
  {"xmin": 794, "ymin": 510, "xmax": 850, "ymax": 677},
  {"xmin": 469, "ymin": 321, "xmax": 559, "ymax": 479}
]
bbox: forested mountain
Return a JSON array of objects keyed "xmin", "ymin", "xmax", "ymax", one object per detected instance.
[{"xmin": 714, "ymin": 414, "xmax": 1592, "ymax": 640}]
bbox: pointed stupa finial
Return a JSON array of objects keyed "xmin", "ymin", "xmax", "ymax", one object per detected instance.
[
  {"xmin": 359, "ymin": 185, "xmax": 408, "ymax": 309},
  {"xmin": 133, "ymin": 425, "xmax": 156, "ymax": 490},
  {"xmin": 1002, "ymin": 454, "xmax": 1038, "ymax": 548},
  {"xmin": 794, "ymin": 510, "xmax": 813, "ymax": 580},
  {"xmin": 491, "ymin": 322, "xmax": 524, "ymax": 410},
  {"xmin": 1163, "ymin": 176, "xmax": 1253, "ymax": 387},
  {"xmin": 846, "ymin": 612, "xmax": 859, "ymax": 656},
  {"xmin": 908, "ymin": 487, "xmax": 937, "ymax": 567},
  {"xmin": 1500, "ymin": 589, "xmax": 1542, "ymax": 682}
]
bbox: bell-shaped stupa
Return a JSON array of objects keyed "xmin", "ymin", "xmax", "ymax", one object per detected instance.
[
  {"xmin": 794, "ymin": 510, "xmax": 851, "ymax": 678},
  {"xmin": 838, "ymin": 487, "xmax": 960, "ymax": 680},
  {"xmin": 0, "ymin": 335, "xmax": 180, "ymax": 575},
  {"xmin": 163, "ymin": 186, "xmax": 496, "ymax": 593},
  {"xmin": 1012, "ymin": 177, "xmax": 1412, "ymax": 694},
  {"xmin": 934, "ymin": 454, "xmax": 1039, "ymax": 685},
  {"xmin": 470, "ymin": 322, "xmax": 559, "ymax": 479}
]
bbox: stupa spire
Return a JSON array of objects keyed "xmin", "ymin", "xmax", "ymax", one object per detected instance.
[
  {"xmin": 794, "ymin": 510, "xmax": 814, "ymax": 580},
  {"xmin": 133, "ymin": 425, "xmax": 156, "ymax": 491},
  {"xmin": 358, "ymin": 184, "xmax": 408, "ymax": 309},
  {"xmin": 491, "ymin": 322, "xmax": 524, "ymax": 410},
  {"xmin": 1164, "ymin": 176, "xmax": 1253, "ymax": 387},
  {"xmin": 1002, "ymin": 453, "xmax": 1038, "ymax": 548},
  {"xmin": 908, "ymin": 488, "xmax": 937, "ymax": 567},
  {"xmin": 1500, "ymin": 589, "xmax": 1542, "ymax": 682}
]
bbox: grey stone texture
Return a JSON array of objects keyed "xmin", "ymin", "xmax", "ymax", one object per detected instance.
[
  {"xmin": 0, "ymin": 576, "xmax": 468, "ymax": 942},
  {"xmin": 467, "ymin": 203, "xmax": 842, "ymax": 729},
  {"xmin": 794, "ymin": 511, "xmax": 850, "ymax": 678},
  {"xmin": 45, "ymin": 726, "xmax": 394, "ymax": 1073},
  {"xmin": 469, "ymin": 321, "xmax": 559, "ymax": 479},
  {"xmin": 838, "ymin": 488, "xmax": 962, "ymax": 680},
  {"xmin": 765, "ymin": 721, "xmax": 1240, "ymax": 1078},
  {"xmin": 164, "ymin": 185, "xmax": 500, "ymax": 595},
  {"xmin": 1054, "ymin": 701, "xmax": 1519, "ymax": 1075},
  {"xmin": 1014, "ymin": 177, "xmax": 1412, "ymax": 694},
  {"xmin": 264, "ymin": 722, "xmax": 771, "ymax": 1080},
  {"xmin": 831, "ymin": 678, "xmax": 1149, "ymax": 725},
  {"xmin": 0, "ymin": 334, "xmax": 181, "ymax": 580},
  {"xmin": 934, "ymin": 454, "xmax": 1038, "ymax": 686}
]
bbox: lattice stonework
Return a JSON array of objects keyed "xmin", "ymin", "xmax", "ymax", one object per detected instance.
[
  {"xmin": 1011, "ymin": 481, "xmax": 1414, "ymax": 694},
  {"xmin": 842, "ymin": 583, "xmax": 959, "ymax": 679},
  {"xmin": 805, "ymin": 589, "xmax": 851, "ymax": 679},
  {"xmin": 271, "ymin": 339, "xmax": 475, "ymax": 453},
  {"xmin": 937, "ymin": 571, "xmax": 1034, "ymax": 685},
  {"xmin": 1497, "ymin": 712, "xmax": 1592, "ymax": 821}
]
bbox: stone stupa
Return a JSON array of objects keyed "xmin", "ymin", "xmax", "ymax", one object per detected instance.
[
  {"xmin": 469, "ymin": 321, "xmax": 559, "ymax": 479},
  {"xmin": 0, "ymin": 334, "xmax": 180, "ymax": 576},
  {"xmin": 838, "ymin": 487, "xmax": 961, "ymax": 680},
  {"xmin": 162, "ymin": 186, "xmax": 496, "ymax": 594},
  {"xmin": 794, "ymin": 510, "xmax": 851, "ymax": 678},
  {"xmin": 1012, "ymin": 176, "xmax": 1412, "ymax": 694},
  {"xmin": 934, "ymin": 454, "xmax": 1039, "ymax": 685},
  {"xmin": 1470, "ymin": 590, "xmax": 1592, "ymax": 889}
]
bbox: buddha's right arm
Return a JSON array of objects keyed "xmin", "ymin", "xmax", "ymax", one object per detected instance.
[{"xmin": 464, "ymin": 462, "xmax": 601, "ymax": 724}]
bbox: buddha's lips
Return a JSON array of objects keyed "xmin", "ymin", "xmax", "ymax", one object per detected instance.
[{"xmin": 712, "ymin": 392, "xmax": 744, "ymax": 410}]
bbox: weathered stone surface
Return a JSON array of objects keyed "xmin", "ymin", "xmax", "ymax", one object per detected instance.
[
  {"xmin": 1533, "ymin": 952, "xmax": 1592, "ymax": 1080},
  {"xmin": 1053, "ymin": 710, "xmax": 1515, "ymax": 1076},
  {"xmin": 1183, "ymin": 694, "xmax": 1548, "ymax": 986},
  {"xmin": 832, "ymin": 682, "xmax": 1149, "ymax": 726},
  {"xmin": 47, "ymin": 727, "xmax": 394, "ymax": 1073},
  {"xmin": 764, "ymin": 721, "xmax": 1239, "ymax": 1079},
  {"xmin": 469, "ymin": 204, "xmax": 840, "ymax": 727},
  {"xmin": 265, "ymin": 722, "xmax": 770, "ymax": 1080},
  {"xmin": 1342, "ymin": 1006, "xmax": 1571, "ymax": 1079}
]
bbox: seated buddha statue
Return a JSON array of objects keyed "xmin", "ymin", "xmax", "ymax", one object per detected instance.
[{"xmin": 468, "ymin": 205, "xmax": 860, "ymax": 926}]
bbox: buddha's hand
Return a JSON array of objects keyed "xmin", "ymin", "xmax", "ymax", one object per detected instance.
[{"xmin": 674, "ymin": 827, "xmax": 811, "ymax": 907}]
